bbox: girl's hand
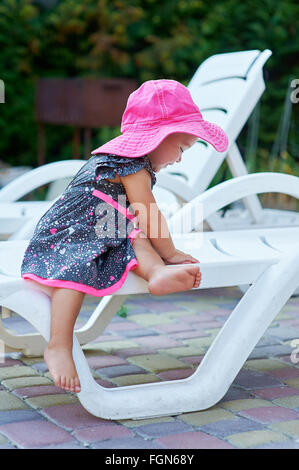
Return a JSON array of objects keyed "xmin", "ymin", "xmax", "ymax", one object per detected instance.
[{"xmin": 162, "ymin": 249, "xmax": 200, "ymax": 265}]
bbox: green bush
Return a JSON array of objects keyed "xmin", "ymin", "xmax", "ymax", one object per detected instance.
[{"xmin": 0, "ymin": 0, "xmax": 298, "ymax": 178}]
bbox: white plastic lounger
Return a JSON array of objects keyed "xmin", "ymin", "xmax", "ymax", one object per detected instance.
[
  {"xmin": 0, "ymin": 172, "xmax": 298, "ymax": 419},
  {"xmin": 0, "ymin": 160, "xmax": 86, "ymax": 239}
]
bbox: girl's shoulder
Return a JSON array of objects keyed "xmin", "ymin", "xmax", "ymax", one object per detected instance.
[{"xmin": 93, "ymin": 153, "xmax": 157, "ymax": 189}]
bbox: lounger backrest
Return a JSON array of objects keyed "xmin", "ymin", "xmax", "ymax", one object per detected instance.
[{"xmin": 165, "ymin": 49, "xmax": 272, "ymax": 191}]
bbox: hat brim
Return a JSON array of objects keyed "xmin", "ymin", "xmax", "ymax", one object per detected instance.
[{"xmin": 91, "ymin": 118, "xmax": 229, "ymax": 158}]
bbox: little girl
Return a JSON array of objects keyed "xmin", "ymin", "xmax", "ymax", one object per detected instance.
[{"xmin": 21, "ymin": 79, "xmax": 229, "ymax": 394}]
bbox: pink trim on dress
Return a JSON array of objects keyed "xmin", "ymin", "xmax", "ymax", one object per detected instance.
[
  {"xmin": 22, "ymin": 258, "xmax": 138, "ymax": 297},
  {"xmin": 92, "ymin": 189, "xmax": 137, "ymax": 222}
]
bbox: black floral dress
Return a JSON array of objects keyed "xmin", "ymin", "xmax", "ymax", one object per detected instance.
[{"xmin": 21, "ymin": 153, "xmax": 156, "ymax": 297}]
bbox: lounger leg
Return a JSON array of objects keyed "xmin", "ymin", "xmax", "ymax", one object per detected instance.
[
  {"xmin": 0, "ymin": 289, "xmax": 128, "ymax": 356},
  {"xmin": 75, "ymin": 250, "xmax": 299, "ymax": 419}
]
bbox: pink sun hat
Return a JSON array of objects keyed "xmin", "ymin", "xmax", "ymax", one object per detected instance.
[{"xmin": 91, "ymin": 79, "xmax": 229, "ymax": 158}]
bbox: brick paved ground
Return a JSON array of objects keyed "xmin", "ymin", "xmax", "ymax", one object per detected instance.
[{"xmin": 0, "ymin": 286, "xmax": 299, "ymax": 449}]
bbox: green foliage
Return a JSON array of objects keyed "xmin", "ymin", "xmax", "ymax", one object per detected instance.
[
  {"xmin": 116, "ymin": 305, "xmax": 128, "ymax": 318},
  {"xmin": 0, "ymin": 0, "xmax": 298, "ymax": 176}
]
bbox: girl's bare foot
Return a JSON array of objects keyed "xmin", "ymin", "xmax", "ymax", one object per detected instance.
[
  {"xmin": 148, "ymin": 264, "xmax": 201, "ymax": 296},
  {"xmin": 44, "ymin": 345, "xmax": 81, "ymax": 393}
]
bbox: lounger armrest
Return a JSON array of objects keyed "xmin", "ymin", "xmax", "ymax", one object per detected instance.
[
  {"xmin": 168, "ymin": 172, "xmax": 299, "ymax": 233},
  {"xmin": 0, "ymin": 160, "xmax": 86, "ymax": 202}
]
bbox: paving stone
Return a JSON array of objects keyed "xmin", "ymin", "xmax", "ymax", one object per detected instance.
[
  {"xmin": 2, "ymin": 376, "xmax": 52, "ymax": 391},
  {"xmin": 95, "ymin": 378, "xmax": 116, "ymax": 388},
  {"xmin": 11, "ymin": 356, "xmax": 43, "ymax": 367},
  {"xmin": 157, "ymin": 430, "xmax": 234, "ymax": 449},
  {"xmin": 226, "ymin": 430, "xmax": 288, "ymax": 448},
  {"xmin": 199, "ymin": 417, "xmax": 265, "ymax": 438},
  {"xmin": 256, "ymin": 336, "xmax": 286, "ymax": 347},
  {"xmin": 123, "ymin": 307, "xmax": 154, "ymax": 315},
  {"xmin": 195, "ymin": 321, "xmax": 223, "ymax": 330},
  {"xmin": 266, "ymin": 326, "xmax": 299, "ymax": 341},
  {"xmin": 113, "ymin": 347, "xmax": 156, "ymax": 358},
  {"xmin": 128, "ymin": 314, "xmax": 173, "ymax": 327},
  {"xmin": 157, "ymin": 369, "xmax": 194, "ymax": 381},
  {"xmin": 31, "ymin": 362, "xmax": 49, "ymax": 373},
  {"xmin": 284, "ymin": 378, "xmax": 299, "ymax": 388},
  {"xmin": 264, "ymin": 367, "xmax": 299, "ymax": 379},
  {"xmin": 111, "ymin": 373, "xmax": 161, "ymax": 386},
  {"xmin": 0, "ymin": 358, "xmax": 23, "ymax": 368},
  {"xmin": 153, "ymin": 322, "xmax": 196, "ymax": 334},
  {"xmin": 1, "ymin": 317, "xmax": 36, "ymax": 334},
  {"xmin": 86, "ymin": 355, "xmax": 128, "ymax": 369},
  {"xmin": 41, "ymin": 441, "xmax": 87, "ymax": 449},
  {"xmin": 178, "ymin": 408, "xmax": 236, "ymax": 426},
  {"xmin": 89, "ymin": 334, "xmax": 123, "ymax": 343},
  {"xmin": 272, "ymin": 396, "xmax": 299, "ymax": 409},
  {"xmin": 159, "ymin": 346, "xmax": 206, "ymax": 357},
  {"xmin": 232, "ymin": 369, "xmax": 283, "ymax": 389},
  {"xmin": 175, "ymin": 304, "xmax": 222, "ymax": 314},
  {"xmin": 183, "ymin": 336, "xmax": 216, "ymax": 350},
  {"xmin": 252, "ymin": 386, "xmax": 299, "ymax": 400},
  {"xmin": 120, "ymin": 329, "xmax": 160, "ymax": 338},
  {"xmin": 92, "ymin": 437, "xmax": 165, "ymax": 449},
  {"xmin": 41, "ymin": 403, "xmax": 106, "ymax": 430},
  {"xmin": 84, "ymin": 340, "xmax": 139, "ymax": 353},
  {"xmin": 216, "ymin": 302, "xmax": 238, "ymax": 310},
  {"xmin": 105, "ymin": 321, "xmax": 140, "ymax": 332},
  {"xmin": 0, "ymin": 366, "xmax": 39, "ymax": 381},
  {"xmin": 95, "ymin": 364, "xmax": 147, "ymax": 378},
  {"xmin": 244, "ymin": 359, "xmax": 288, "ymax": 372},
  {"xmin": 0, "ymin": 433, "xmax": 10, "ymax": 445},
  {"xmin": 13, "ymin": 385, "xmax": 66, "ymax": 399},
  {"xmin": 248, "ymin": 344, "xmax": 293, "ymax": 359},
  {"xmin": 180, "ymin": 356, "xmax": 204, "ymax": 366},
  {"xmin": 25, "ymin": 393, "xmax": 78, "ymax": 409},
  {"xmin": 279, "ymin": 355, "xmax": 299, "ymax": 367},
  {"xmin": 238, "ymin": 406, "xmax": 299, "ymax": 424},
  {"xmin": 255, "ymin": 440, "xmax": 299, "ymax": 449},
  {"xmin": 133, "ymin": 335, "xmax": 183, "ymax": 349},
  {"xmin": 0, "ymin": 420, "xmax": 73, "ymax": 448},
  {"xmin": 220, "ymin": 399, "xmax": 273, "ymax": 411},
  {"xmin": 74, "ymin": 424, "xmax": 133, "ymax": 443},
  {"xmin": 128, "ymin": 354, "xmax": 188, "ymax": 373},
  {"xmin": 173, "ymin": 314, "xmax": 216, "ymax": 324},
  {"xmin": 0, "ymin": 408, "xmax": 43, "ymax": 425},
  {"xmin": 130, "ymin": 301, "xmax": 187, "ymax": 313},
  {"xmin": 0, "ymin": 391, "xmax": 29, "ymax": 411},
  {"xmin": 135, "ymin": 420, "xmax": 193, "ymax": 438},
  {"xmin": 220, "ymin": 387, "xmax": 253, "ymax": 402},
  {"xmin": 170, "ymin": 330, "xmax": 210, "ymax": 340},
  {"xmin": 208, "ymin": 309, "xmax": 231, "ymax": 318},
  {"xmin": 118, "ymin": 416, "xmax": 174, "ymax": 427},
  {"xmin": 270, "ymin": 420, "xmax": 299, "ymax": 437}
]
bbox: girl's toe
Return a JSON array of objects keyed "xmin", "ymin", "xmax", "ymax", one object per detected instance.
[{"xmin": 60, "ymin": 376, "xmax": 66, "ymax": 390}]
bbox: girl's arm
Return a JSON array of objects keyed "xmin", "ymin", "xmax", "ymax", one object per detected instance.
[{"xmin": 120, "ymin": 168, "xmax": 198, "ymax": 263}]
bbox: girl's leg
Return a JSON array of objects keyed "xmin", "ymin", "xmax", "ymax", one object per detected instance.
[
  {"xmin": 44, "ymin": 288, "xmax": 85, "ymax": 393},
  {"xmin": 132, "ymin": 231, "xmax": 201, "ymax": 295}
]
